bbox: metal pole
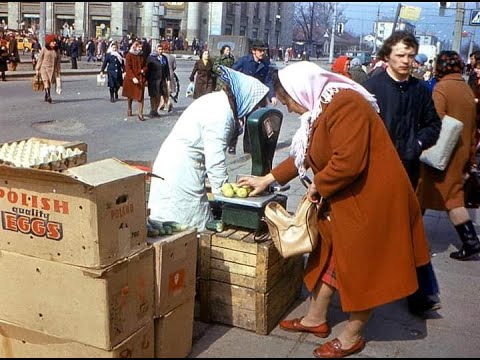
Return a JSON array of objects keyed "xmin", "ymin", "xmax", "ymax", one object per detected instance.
[
  {"xmin": 373, "ymin": 4, "xmax": 381, "ymax": 54},
  {"xmin": 452, "ymin": 2, "xmax": 465, "ymax": 53},
  {"xmin": 392, "ymin": 3, "xmax": 402, "ymax": 33},
  {"xmin": 329, "ymin": 2, "xmax": 337, "ymax": 64},
  {"xmin": 469, "ymin": 28, "xmax": 476, "ymax": 57},
  {"xmin": 39, "ymin": 1, "xmax": 46, "ymax": 47}
]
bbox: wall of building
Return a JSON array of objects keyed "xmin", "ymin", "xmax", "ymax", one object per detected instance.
[{"xmin": 1, "ymin": 1, "xmax": 294, "ymax": 50}]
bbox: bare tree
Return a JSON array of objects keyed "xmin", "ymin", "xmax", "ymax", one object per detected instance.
[{"xmin": 294, "ymin": 2, "xmax": 338, "ymax": 42}]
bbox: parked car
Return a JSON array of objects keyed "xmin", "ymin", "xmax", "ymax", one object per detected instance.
[
  {"xmin": 16, "ymin": 36, "xmax": 32, "ymax": 52},
  {"xmin": 344, "ymin": 50, "xmax": 372, "ymax": 65}
]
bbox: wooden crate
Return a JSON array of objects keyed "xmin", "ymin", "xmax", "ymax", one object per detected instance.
[{"xmin": 197, "ymin": 229, "xmax": 304, "ymax": 335}]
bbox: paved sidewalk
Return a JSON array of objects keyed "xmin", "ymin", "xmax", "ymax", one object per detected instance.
[{"xmin": 191, "ymin": 145, "xmax": 480, "ymax": 358}]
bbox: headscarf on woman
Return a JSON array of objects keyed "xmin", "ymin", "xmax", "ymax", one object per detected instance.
[
  {"xmin": 278, "ymin": 61, "xmax": 379, "ymax": 177},
  {"xmin": 435, "ymin": 50, "xmax": 465, "ymax": 79},
  {"xmin": 331, "ymin": 55, "xmax": 351, "ymax": 78},
  {"xmin": 217, "ymin": 65, "xmax": 269, "ymax": 145},
  {"xmin": 107, "ymin": 42, "xmax": 124, "ymax": 64}
]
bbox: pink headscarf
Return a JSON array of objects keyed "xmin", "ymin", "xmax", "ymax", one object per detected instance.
[{"xmin": 278, "ymin": 61, "xmax": 379, "ymax": 177}]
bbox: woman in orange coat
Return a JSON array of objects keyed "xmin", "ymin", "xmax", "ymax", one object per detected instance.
[
  {"xmin": 122, "ymin": 40, "xmax": 148, "ymax": 121},
  {"xmin": 417, "ymin": 51, "xmax": 480, "ymax": 260},
  {"xmin": 239, "ymin": 62, "xmax": 431, "ymax": 358}
]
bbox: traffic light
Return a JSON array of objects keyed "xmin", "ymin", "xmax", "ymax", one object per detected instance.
[{"xmin": 337, "ymin": 23, "xmax": 344, "ymax": 34}]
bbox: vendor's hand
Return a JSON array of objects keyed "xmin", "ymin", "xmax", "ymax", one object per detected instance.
[
  {"xmin": 35, "ymin": 70, "xmax": 39, "ymax": 76},
  {"xmin": 237, "ymin": 173, "xmax": 275, "ymax": 196},
  {"xmin": 132, "ymin": 77, "xmax": 139, "ymax": 85},
  {"xmin": 270, "ymin": 97, "xmax": 278, "ymax": 107},
  {"xmin": 307, "ymin": 182, "xmax": 321, "ymax": 204}
]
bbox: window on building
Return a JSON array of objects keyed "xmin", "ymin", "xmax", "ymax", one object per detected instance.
[
  {"xmin": 265, "ymin": 3, "xmax": 271, "ymax": 20},
  {"xmin": 225, "ymin": 24, "xmax": 233, "ymax": 35},
  {"xmin": 254, "ymin": 3, "xmax": 260, "ymax": 19},
  {"xmin": 240, "ymin": 26, "xmax": 246, "ymax": 36},
  {"xmin": 252, "ymin": 28, "xmax": 258, "ymax": 39},
  {"xmin": 264, "ymin": 31, "xmax": 269, "ymax": 44},
  {"xmin": 226, "ymin": 3, "xmax": 235, "ymax": 15}
]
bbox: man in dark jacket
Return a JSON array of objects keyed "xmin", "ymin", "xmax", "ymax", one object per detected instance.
[
  {"xmin": 69, "ymin": 37, "xmax": 79, "ymax": 69},
  {"xmin": 228, "ymin": 39, "xmax": 276, "ymax": 154},
  {"xmin": 364, "ymin": 30, "xmax": 442, "ymax": 318}
]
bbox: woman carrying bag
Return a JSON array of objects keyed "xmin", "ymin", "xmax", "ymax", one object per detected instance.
[
  {"xmin": 35, "ymin": 34, "xmax": 61, "ymax": 103},
  {"xmin": 100, "ymin": 42, "xmax": 125, "ymax": 103}
]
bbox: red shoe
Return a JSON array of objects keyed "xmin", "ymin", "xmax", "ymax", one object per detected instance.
[
  {"xmin": 313, "ymin": 337, "xmax": 365, "ymax": 358},
  {"xmin": 279, "ymin": 317, "xmax": 330, "ymax": 338}
]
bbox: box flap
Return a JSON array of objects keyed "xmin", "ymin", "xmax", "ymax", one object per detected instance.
[
  {"xmin": 64, "ymin": 158, "xmax": 144, "ymax": 186},
  {"xmin": 0, "ymin": 164, "xmax": 83, "ymax": 185}
]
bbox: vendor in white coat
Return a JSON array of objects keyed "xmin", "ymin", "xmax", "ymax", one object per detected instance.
[{"xmin": 148, "ymin": 66, "xmax": 269, "ymax": 231}]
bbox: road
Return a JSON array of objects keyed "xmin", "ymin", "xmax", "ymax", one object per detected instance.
[{"xmin": 0, "ymin": 60, "xmax": 301, "ymax": 169}]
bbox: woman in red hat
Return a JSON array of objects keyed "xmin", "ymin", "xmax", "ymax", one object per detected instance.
[{"xmin": 35, "ymin": 34, "xmax": 61, "ymax": 103}]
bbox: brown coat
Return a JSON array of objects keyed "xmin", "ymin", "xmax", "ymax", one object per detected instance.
[
  {"xmin": 189, "ymin": 59, "xmax": 215, "ymax": 99},
  {"xmin": 35, "ymin": 48, "xmax": 61, "ymax": 85},
  {"xmin": 122, "ymin": 52, "xmax": 147, "ymax": 101},
  {"xmin": 417, "ymin": 74, "xmax": 477, "ymax": 210},
  {"xmin": 271, "ymin": 90, "xmax": 430, "ymax": 312}
]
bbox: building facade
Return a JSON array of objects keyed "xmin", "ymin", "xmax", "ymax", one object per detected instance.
[
  {"xmin": 0, "ymin": 2, "xmax": 294, "ymax": 49},
  {"xmin": 373, "ymin": 18, "xmax": 416, "ymax": 44}
]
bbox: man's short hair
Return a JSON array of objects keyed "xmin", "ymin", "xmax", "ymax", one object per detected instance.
[{"xmin": 377, "ymin": 31, "xmax": 418, "ymax": 61}]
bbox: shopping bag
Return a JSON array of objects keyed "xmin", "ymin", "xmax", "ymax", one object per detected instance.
[
  {"xmin": 185, "ymin": 82, "xmax": 194, "ymax": 97},
  {"xmin": 31, "ymin": 74, "xmax": 44, "ymax": 92},
  {"xmin": 55, "ymin": 76, "xmax": 62, "ymax": 95},
  {"xmin": 97, "ymin": 74, "xmax": 106, "ymax": 87}
]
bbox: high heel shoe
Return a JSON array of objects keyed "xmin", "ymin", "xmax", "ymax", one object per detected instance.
[{"xmin": 138, "ymin": 114, "xmax": 145, "ymax": 121}]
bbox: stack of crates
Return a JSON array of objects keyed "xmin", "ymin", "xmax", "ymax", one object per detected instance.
[{"xmin": 0, "ymin": 144, "xmax": 156, "ymax": 358}]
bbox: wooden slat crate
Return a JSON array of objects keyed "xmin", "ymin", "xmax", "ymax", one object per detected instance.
[{"xmin": 197, "ymin": 229, "xmax": 304, "ymax": 335}]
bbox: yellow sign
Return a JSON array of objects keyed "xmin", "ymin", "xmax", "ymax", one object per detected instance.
[
  {"xmin": 165, "ymin": 2, "xmax": 185, "ymax": 10},
  {"xmin": 399, "ymin": 5, "xmax": 422, "ymax": 21}
]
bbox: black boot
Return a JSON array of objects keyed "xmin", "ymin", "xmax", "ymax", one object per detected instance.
[
  {"xmin": 114, "ymin": 88, "xmax": 119, "ymax": 100},
  {"xmin": 44, "ymin": 89, "xmax": 48, "ymax": 102},
  {"xmin": 109, "ymin": 88, "xmax": 115, "ymax": 103},
  {"xmin": 451, "ymin": 221, "xmax": 480, "ymax": 260},
  {"xmin": 46, "ymin": 88, "xmax": 52, "ymax": 103}
]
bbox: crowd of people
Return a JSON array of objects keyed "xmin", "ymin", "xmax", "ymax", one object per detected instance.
[{"xmin": 3, "ymin": 29, "xmax": 480, "ymax": 358}]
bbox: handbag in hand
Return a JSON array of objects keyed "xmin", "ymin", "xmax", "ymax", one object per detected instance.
[
  {"xmin": 31, "ymin": 74, "xmax": 44, "ymax": 92},
  {"xmin": 264, "ymin": 195, "xmax": 319, "ymax": 258},
  {"xmin": 464, "ymin": 167, "xmax": 480, "ymax": 208},
  {"xmin": 420, "ymin": 115, "xmax": 464, "ymax": 171}
]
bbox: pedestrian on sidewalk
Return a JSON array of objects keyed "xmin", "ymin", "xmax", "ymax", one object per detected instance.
[
  {"xmin": 122, "ymin": 40, "xmax": 147, "ymax": 121},
  {"xmin": 363, "ymin": 31, "xmax": 442, "ymax": 317},
  {"xmin": 148, "ymin": 66, "xmax": 268, "ymax": 231},
  {"xmin": 7, "ymin": 33, "xmax": 19, "ymax": 71},
  {"xmin": 0, "ymin": 44, "xmax": 8, "ymax": 81},
  {"xmin": 100, "ymin": 42, "xmax": 125, "ymax": 103},
  {"xmin": 146, "ymin": 43, "xmax": 170, "ymax": 116},
  {"xmin": 238, "ymin": 61, "xmax": 432, "ymax": 359},
  {"xmin": 417, "ymin": 51, "xmax": 480, "ymax": 261},
  {"xmin": 69, "ymin": 37, "xmax": 79, "ymax": 69},
  {"xmin": 35, "ymin": 34, "xmax": 61, "ymax": 104}
]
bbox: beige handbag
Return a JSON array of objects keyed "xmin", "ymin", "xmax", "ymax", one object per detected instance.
[{"xmin": 264, "ymin": 195, "xmax": 319, "ymax": 258}]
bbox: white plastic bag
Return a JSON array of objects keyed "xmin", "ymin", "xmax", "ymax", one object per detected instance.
[
  {"xmin": 97, "ymin": 74, "xmax": 106, "ymax": 87},
  {"xmin": 55, "ymin": 76, "xmax": 62, "ymax": 95},
  {"xmin": 185, "ymin": 82, "xmax": 194, "ymax": 97}
]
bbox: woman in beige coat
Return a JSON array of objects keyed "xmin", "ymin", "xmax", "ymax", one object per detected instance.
[
  {"xmin": 35, "ymin": 34, "xmax": 61, "ymax": 103},
  {"xmin": 417, "ymin": 51, "xmax": 480, "ymax": 260},
  {"xmin": 239, "ymin": 62, "xmax": 431, "ymax": 358}
]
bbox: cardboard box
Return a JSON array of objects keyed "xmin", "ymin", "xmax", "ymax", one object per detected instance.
[
  {"xmin": 0, "ymin": 158, "xmax": 147, "ymax": 268},
  {"xmin": 198, "ymin": 229, "xmax": 304, "ymax": 334},
  {"xmin": 154, "ymin": 300, "xmax": 194, "ymax": 358},
  {"xmin": 0, "ymin": 246, "xmax": 154, "ymax": 350},
  {"xmin": 147, "ymin": 229, "xmax": 197, "ymax": 317},
  {"xmin": 0, "ymin": 320, "xmax": 154, "ymax": 358}
]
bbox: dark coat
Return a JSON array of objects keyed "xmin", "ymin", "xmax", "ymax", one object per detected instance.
[
  {"xmin": 69, "ymin": 40, "xmax": 79, "ymax": 58},
  {"xmin": 364, "ymin": 70, "xmax": 441, "ymax": 186},
  {"xmin": 0, "ymin": 46, "xmax": 8, "ymax": 72},
  {"xmin": 101, "ymin": 53, "xmax": 124, "ymax": 89},
  {"xmin": 146, "ymin": 54, "xmax": 170, "ymax": 97},
  {"xmin": 271, "ymin": 90, "xmax": 430, "ymax": 312},
  {"xmin": 232, "ymin": 54, "xmax": 274, "ymax": 99},
  {"xmin": 122, "ymin": 51, "xmax": 147, "ymax": 101},
  {"xmin": 189, "ymin": 59, "xmax": 215, "ymax": 99},
  {"xmin": 8, "ymin": 38, "xmax": 19, "ymax": 63}
]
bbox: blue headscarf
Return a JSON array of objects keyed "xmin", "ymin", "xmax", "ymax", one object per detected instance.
[{"xmin": 217, "ymin": 66, "xmax": 269, "ymax": 118}]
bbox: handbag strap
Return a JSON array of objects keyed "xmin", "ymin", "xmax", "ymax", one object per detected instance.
[{"xmin": 300, "ymin": 175, "xmax": 312, "ymax": 189}]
